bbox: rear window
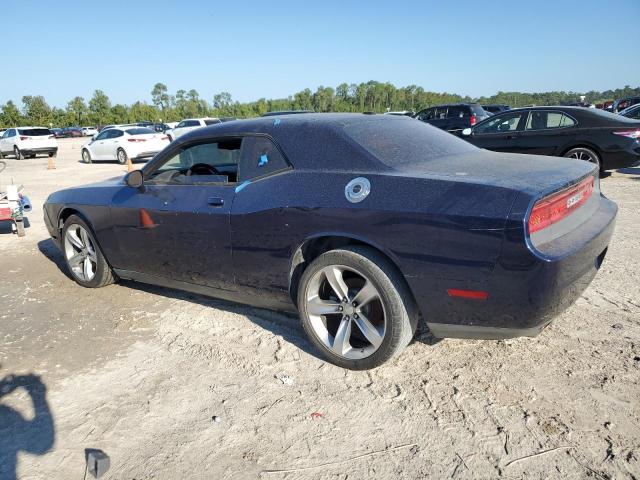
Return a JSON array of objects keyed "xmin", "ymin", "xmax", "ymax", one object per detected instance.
[
  {"xmin": 343, "ymin": 118, "xmax": 477, "ymax": 169},
  {"xmin": 18, "ymin": 128, "xmax": 51, "ymax": 136},
  {"xmin": 470, "ymin": 105, "xmax": 487, "ymax": 115},
  {"xmin": 204, "ymin": 119, "xmax": 221, "ymax": 126},
  {"xmin": 125, "ymin": 128, "xmax": 155, "ymax": 135}
]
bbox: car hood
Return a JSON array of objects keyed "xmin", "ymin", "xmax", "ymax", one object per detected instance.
[{"xmin": 392, "ymin": 149, "xmax": 597, "ymax": 197}]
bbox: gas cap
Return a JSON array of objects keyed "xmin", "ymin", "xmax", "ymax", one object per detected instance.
[{"xmin": 345, "ymin": 177, "xmax": 371, "ymax": 203}]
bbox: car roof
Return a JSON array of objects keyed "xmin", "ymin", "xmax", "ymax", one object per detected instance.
[{"xmin": 480, "ymin": 105, "xmax": 640, "ymax": 127}]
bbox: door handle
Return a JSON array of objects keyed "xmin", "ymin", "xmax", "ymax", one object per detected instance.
[{"xmin": 207, "ymin": 196, "xmax": 224, "ymax": 207}]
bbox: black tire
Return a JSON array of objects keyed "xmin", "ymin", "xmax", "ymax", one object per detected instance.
[
  {"xmin": 29, "ymin": 154, "xmax": 36, "ymax": 159},
  {"xmin": 61, "ymin": 215, "xmax": 115, "ymax": 288},
  {"xmin": 297, "ymin": 246, "xmax": 418, "ymax": 370},
  {"xmin": 14, "ymin": 146, "xmax": 22, "ymax": 160},
  {"xmin": 167, "ymin": 134, "xmax": 173, "ymax": 142},
  {"xmin": 82, "ymin": 149, "xmax": 92, "ymax": 164},
  {"xmin": 563, "ymin": 147, "xmax": 601, "ymax": 172},
  {"xmin": 116, "ymin": 148, "xmax": 128, "ymax": 165}
]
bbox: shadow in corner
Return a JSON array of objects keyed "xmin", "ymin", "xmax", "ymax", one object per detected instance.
[
  {"xmin": 0, "ymin": 217, "xmax": 31, "ymax": 235},
  {"xmin": 0, "ymin": 371, "xmax": 55, "ymax": 480},
  {"xmin": 37, "ymin": 238, "xmax": 439, "ymax": 363},
  {"xmin": 615, "ymin": 166, "xmax": 640, "ymax": 180}
]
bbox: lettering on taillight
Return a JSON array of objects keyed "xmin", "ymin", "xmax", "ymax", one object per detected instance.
[{"xmin": 528, "ymin": 176, "xmax": 595, "ymax": 234}]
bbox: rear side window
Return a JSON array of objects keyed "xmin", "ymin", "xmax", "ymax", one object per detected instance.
[
  {"xmin": 447, "ymin": 106, "xmax": 468, "ymax": 118},
  {"xmin": 125, "ymin": 128, "xmax": 155, "ymax": 135},
  {"xmin": 239, "ymin": 136, "xmax": 289, "ymax": 182},
  {"xmin": 181, "ymin": 120, "xmax": 200, "ymax": 127},
  {"xmin": 434, "ymin": 107, "xmax": 447, "ymax": 119},
  {"xmin": 526, "ymin": 111, "xmax": 564, "ymax": 130},
  {"xmin": 343, "ymin": 117, "xmax": 477, "ymax": 169},
  {"xmin": 470, "ymin": 105, "xmax": 486, "ymax": 115},
  {"xmin": 204, "ymin": 119, "xmax": 221, "ymax": 126},
  {"xmin": 18, "ymin": 128, "xmax": 51, "ymax": 136},
  {"xmin": 417, "ymin": 108, "xmax": 436, "ymax": 121},
  {"xmin": 560, "ymin": 114, "xmax": 577, "ymax": 127},
  {"xmin": 110, "ymin": 130, "xmax": 124, "ymax": 138}
]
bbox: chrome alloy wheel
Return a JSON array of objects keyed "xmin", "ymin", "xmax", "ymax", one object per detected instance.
[
  {"xmin": 305, "ymin": 265, "xmax": 386, "ymax": 360},
  {"xmin": 64, "ymin": 224, "xmax": 97, "ymax": 281},
  {"xmin": 568, "ymin": 149, "xmax": 596, "ymax": 163}
]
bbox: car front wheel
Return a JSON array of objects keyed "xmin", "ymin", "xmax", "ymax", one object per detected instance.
[
  {"xmin": 298, "ymin": 246, "xmax": 417, "ymax": 370},
  {"xmin": 62, "ymin": 215, "xmax": 115, "ymax": 288},
  {"xmin": 116, "ymin": 148, "xmax": 128, "ymax": 165},
  {"xmin": 82, "ymin": 149, "xmax": 92, "ymax": 164}
]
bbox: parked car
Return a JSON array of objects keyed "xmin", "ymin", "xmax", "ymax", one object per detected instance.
[
  {"xmin": 44, "ymin": 113, "xmax": 616, "ymax": 369},
  {"xmin": 82, "ymin": 126, "xmax": 98, "ymax": 137},
  {"xmin": 612, "ymin": 97, "xmax": 640, "ymax": 113},
  {"xmin": 461, "ymin": 106, "xmax": 640, "ymax": 172},
  {"xmin": 415, "ymin": 103, "xmax": 490, "ymax": 132},
  {"xmin": 383, "ymin": 111, "xmax": 415, "ymax": 117},
  {"xmin": 61, "ymin": 127, "xmax": 83, "ymax": 138},
  {"xmin": 166, "ymin": 118, "xmax": 222, "ymax": 141},
  {"xmin": 0, "ymin": 127, "xmax": 58, "ymax": 159},
  {"xmin": 80, "ymin": 127, "xmax": 170, "ymax": 164},
  {"xmin": 620, "ymin": 104, "xmax": 640, "ymax": 120},
  {"xmin": 262, "ymin": 110, "xmax": 312, "ymax": 116},
  {"xmin": 51, "ymin": 128, "xmax": 64, "ymax": 138},
  {"xmin": 482, "ymin": 105, "xmax": 510, "ymax": 114}
]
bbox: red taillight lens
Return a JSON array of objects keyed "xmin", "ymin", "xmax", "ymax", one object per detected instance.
[
  {"xmin": 127, "ymin": 138, "xmax": 147, "ymax": 142},
  {"xmin": 612, "ymin": 129, "xmax": 640, "ymax": 139},
  {"xmin": 470, "ymin": 114, "xmax": 477, "ymax": 126},
  {"xmin": 20, "ymin": 136, "xmax": 29, "ymax": 140},
  {"xmin": 528, "ymin": 176, "xmax": 595, "ymax": 234}
]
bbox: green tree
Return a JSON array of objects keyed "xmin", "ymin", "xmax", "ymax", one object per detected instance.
[
  {"xmin": 0, "ymin": 101, "xmax": 22, "ymax": 127},
  {"xmin": 66, "ymin": 96, "xmax": 88, "ymax": 125},
  {"xmin": 88, "ymin": 90, "xmax": 112, "ymax": 125},
  {"xmin": 21, "ymin": 95, "xmax": 52, "ymax": 125},
  {"xmin": 151, "ymin": 83, "xmax": 170, "ymax": 112}
]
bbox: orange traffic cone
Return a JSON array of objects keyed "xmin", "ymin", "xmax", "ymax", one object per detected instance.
[
  {"xmin": 127, "ymin": 157, "xmax": 133, "ymax": 172},
  {"xmin": 47, "ymin": 155, "xmax": 56, "ymax": 170}
]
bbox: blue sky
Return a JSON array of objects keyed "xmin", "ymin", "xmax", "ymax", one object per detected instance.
[{"xmin": 3, "ymin": 0, "xmax": 639, "ymax": 107}]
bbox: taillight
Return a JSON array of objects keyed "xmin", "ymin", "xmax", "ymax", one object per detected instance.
[
  {"xmin": 20, "ymin": 136, "xmax": 29, "ymax": 140},
  {"xmin": 127, "ymin": 138, "xmax": 147, "ymax": 142},
  {"xmin": 612, "ymin": 129, "xmax": 640, "ymax": 139},
  {"xmin": 528, "ymin": 176, "xmax": 595, "ymax": 234},
  {"xmin": 470, "ymin": 114, "xmax": 477, "ymax": 126}
]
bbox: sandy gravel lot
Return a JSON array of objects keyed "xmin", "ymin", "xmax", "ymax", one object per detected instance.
[{"xmin": 0, "ymin": 138, "xmax": 639, "ymax": 479}]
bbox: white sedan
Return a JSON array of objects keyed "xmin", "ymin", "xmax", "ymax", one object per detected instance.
[
  {"xmin": 82, "ymin": 126, "xmax": 98, "ymax": 136},
  {"xmin": 166, "ymin": 117, "xmax": 221, "ymax": 141},
  {"xmin": 81, "ymin": 127, "xmax": 170, "ymax": 164}
]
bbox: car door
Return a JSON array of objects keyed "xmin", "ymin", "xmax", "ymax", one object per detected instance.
[
  {"xmin": 90, "ymin": 130, "xmax": 112, "ymax": 159},
  {"xmin": 106, "ymin": 129, "xmax": 126, "ymax": 159},
  {"xmin": 0, "ymin": 129, "xmax": 13, "ymax": 153},
  {"xmin": 430, "ymin": 106, "xmax": 449, "ymax": 131},
  {"xmin": 514, "ymin": 110, "xmax": 578, "ymax": 156},
  {"xmin": 109, "ymin": 137, "xmax": 241, "ymax": 290},
  {"xmin": 469, "ymin": 110, "xmax": 528, "ymax": 152}
]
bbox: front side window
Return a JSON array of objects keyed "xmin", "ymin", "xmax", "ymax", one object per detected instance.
[
  {"xmin": 447, "ymin": 106, "xmax": 467, "ymax": 118},
  {"xmin": 475, "ymin": 111, "xmax": 526, "ymax": 134},
  {"xmin": 8, "ymin": 129, "xmax": 16, "ymax": 137},
  {"xmin": 239, "ymin": 136, "xmax": 289, "ymax": 182},
  {"xmin": 526, "ymin": 111, "xmax": 564, "ymax": 130},
  {"xmin": 417, "ymin": 109, "xmax": 435, "ymax": 121},
  {"xmin": 148, "ymin": 138, "xmax": 242, "ymax": 184},
  {"xmin": 95, "ymin": 131, "xmax": 109, "ymax": 140},
  {"xmin": 110, "ymin": 130, "xmax": 124, "ymax": 138}
]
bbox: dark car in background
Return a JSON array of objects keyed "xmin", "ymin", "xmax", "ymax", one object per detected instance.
[
  {"xmin": 461, "ymin": 106, "xmax": 640, "ymax": 172},
  {"xmin": 61, "ymin": 127, "xmax": 83, "ymax": 138},
  {"xmin": 50, "ymin": 128, "xmax": 64, "ymax": 138},
  {"xmin": 482, "ymin": 105, "xmax": 510, "ymax": 114},
  {"xmin": 613, "ymin": 97, "xmax": 640, "ymax": 113},
  {"xmin": 620, "ymin": 104, "xmax": 640, "ymax": 120},
  {"xmin": 415, "ymin": 103, "xmax": 490, "ymax": 133},
  {"xmin": 43, "ymin": 113, "xmax": 615, "ymax": 369}
]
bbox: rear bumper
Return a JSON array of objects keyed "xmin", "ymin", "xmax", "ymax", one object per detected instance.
[
  {"xmin": 20, "ymin": 147, "xmax": 58, "ymax": 156},
  {"xmin": 602, "ymin": 146, "xmax": 640, "ymax": 170},
  {"xmin": 132, "ymin": 150, "xmax": 160, "ymax": 160},
  {"xmin": 424, "ymin": 196, "xmax": 617, "ymax": 339}
]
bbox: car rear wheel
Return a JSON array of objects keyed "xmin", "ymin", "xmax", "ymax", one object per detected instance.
[
  {"xmin": 62, "ymin": 215, "xmax": 115, "ymax": 288},
  {"xmin": 116, "ymin": 148, "xmax": 128, "ymax": 165},
  {"xmin": 14, "ymin": 147, "xmax": 22, "ymax": 160},
  {"xmin": 564, "ymin": 147, "xmax": 601, "ymax": 171},
  {"xmin": 298, "ymin": 246, "xmax": 417, "ymax": 370},
  {"xmin": 82, "ymin": 149, "xmax": 92, "ymax": 164}
]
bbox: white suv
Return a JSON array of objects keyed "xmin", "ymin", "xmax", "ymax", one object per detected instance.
[
  {"xmin": 0, "ymin": 127, "xmax": 58, "ymax": 159},
  {"xmin": 166, "ymin": 118, "xmax": 221, "ymax": 141}
]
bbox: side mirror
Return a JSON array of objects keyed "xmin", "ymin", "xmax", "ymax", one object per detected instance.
[
  {"xmin": 462, "ymin": 128, "xmax": 472, "ymax": 136},
  {"xmin": 125, "ymin": 169, "xmax": 144, "ymax": 188}
]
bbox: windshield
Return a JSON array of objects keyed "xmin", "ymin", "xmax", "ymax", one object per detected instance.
[
  {"xmin": 343, "ymin": 118, "xmax": 477, "ymax": 169},
  {"xmin": 18, "ymin": 128, "xmax": 51, "ymax": 136}
]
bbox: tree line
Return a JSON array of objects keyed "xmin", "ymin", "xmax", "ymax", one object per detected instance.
[{"xmin": 1, "ymin": 82, "xmax": 638, "ymax": 128}]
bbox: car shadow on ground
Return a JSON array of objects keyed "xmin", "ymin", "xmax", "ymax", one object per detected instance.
[
  {"xmin": 0, "ymin": 370, "xmax": 55, "ymax": 480},
  {"xmin": 37, "ymin": 238, "xmax": 440, "ymax": 362},
  {"xmin": 0, "ymin": 217, "xmax": 30, "ymax": 235},
  {"xmin": 615, "ymin": 167, "xmax": 640, "ymax": 180}
]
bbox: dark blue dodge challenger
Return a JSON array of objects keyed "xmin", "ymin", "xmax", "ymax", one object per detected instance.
[{"xmin": 44, "ymin": 114, "xmax": 617, "ymax": 369}]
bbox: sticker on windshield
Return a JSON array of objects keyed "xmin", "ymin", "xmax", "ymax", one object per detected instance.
[{"xmin": 258, "ymin": 154, "xmax": 268, "ymax": 167}]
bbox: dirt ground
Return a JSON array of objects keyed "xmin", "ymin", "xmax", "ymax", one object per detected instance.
[{"xmin": 0, "ymin": 137, "xmax": 638, "ymax": 479}]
